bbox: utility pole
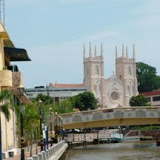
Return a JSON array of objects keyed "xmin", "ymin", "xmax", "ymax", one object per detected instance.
[{"xmin": 0, "ymin": 0, "xmax": 5, "ymax": 25}]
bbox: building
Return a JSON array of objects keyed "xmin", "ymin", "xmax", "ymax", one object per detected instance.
[
  {"xmin": 0, "ymin": 22, "xmax": 31, "ymax": 157},
  {"xmin": 83, "ymin": 44, "xmax": 138, "ymax": 108},
  {"xmin": 141, "ymin": 90, "xmax": 160, "ymax": 106},
  {"xmin": 26, "ymin": 84, "xmax": 87, "ymax": 102}
]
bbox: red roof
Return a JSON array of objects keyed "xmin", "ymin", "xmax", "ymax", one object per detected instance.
[
  {"xmin": 49, "ymin": 83, "xmax": 84, "ymax": 88},
  {"xmin": 141, "ymin": 90, "xmax": 160, "ymax": 96}
]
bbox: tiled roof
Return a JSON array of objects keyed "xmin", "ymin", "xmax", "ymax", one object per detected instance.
[
  {"xmin": 49, "ymin": 83, "xmax": 84, "ymax": 88},
  {"xmin": 141, "ymin": 90, "xmax": 160, "ymax": 96}
]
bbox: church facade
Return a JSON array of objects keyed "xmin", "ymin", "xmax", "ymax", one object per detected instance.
[{"xmin": 83, "ymin": 44, "xmax": 138, "ymax": 108}]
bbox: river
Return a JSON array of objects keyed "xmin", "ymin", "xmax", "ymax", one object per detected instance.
[{"xmin": 65, "ymin": 141, "xmax": 160, "ymax": 160}]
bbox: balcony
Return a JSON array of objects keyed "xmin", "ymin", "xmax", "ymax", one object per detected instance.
[
  {"xmin": 12, "ymin": 72, "xmax": 24, "ymax": 89},
  {"xmin": 0, "ymin": 70, "xmax": 12, "ymax": 87}
]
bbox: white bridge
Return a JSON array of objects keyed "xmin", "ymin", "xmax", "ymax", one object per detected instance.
[{"xmin": 61, "ymin": 107, "xmax": 160, "ymax": 129}]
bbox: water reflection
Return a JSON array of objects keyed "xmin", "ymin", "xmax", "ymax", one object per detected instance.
[{"xmin": 65, "ymin": 141, "xmax": 160, "ymax": 160}]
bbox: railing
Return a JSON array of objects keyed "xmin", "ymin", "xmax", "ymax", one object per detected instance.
[
  {"xmin": 27, "ymin": 140, "xmax": 68, "ymax": 160},
  {"xmin": 61, "ymin": 107, "xmax": 160, "ymax": 129}
]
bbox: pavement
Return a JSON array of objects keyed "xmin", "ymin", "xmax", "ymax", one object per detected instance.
[{"xmin": 4, "ymin": 147, "xmax": 41, "ymax": 160}]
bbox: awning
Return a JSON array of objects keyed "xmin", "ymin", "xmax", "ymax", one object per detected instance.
[{"xmin": 4, "ymin": 47, "xmax": 31, "ymax": 61}]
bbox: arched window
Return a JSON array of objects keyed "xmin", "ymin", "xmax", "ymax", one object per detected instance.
[
  {"xmin": 96, "ymin": 65, "xmax": 99, "ymax": 75},
  {"xmin": 128, "ymin": 66, "xmax": 132, "ymax": 76}
]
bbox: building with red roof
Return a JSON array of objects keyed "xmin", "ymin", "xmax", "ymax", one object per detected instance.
[{"xmin": 141, "ymin": 90, "xmax": 160, "ymax": 106}]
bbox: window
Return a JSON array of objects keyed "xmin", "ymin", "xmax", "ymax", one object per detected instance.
[
  {"xmin": 128, "ymin": 66, "xmax": 132, "ymax": 76},
  {"xmin": 110, "ymin": 91, "xmax": 119, "ymax": 101},
  {"xmin": 153, "ymin": 96, "xmax": 160, "ymax": 101},
  {"xmin": 96, "ymin": 65, "xmax": 99, "ymax": 75}
]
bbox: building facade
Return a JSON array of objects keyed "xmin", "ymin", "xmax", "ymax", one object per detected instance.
[
  {"xmin": 141, "ymin": 90, "xmax": 160, "ymax": 106},
  {"xmin": 26, "ymin": 84, "xmax": 87, "ymax": 103},
  {"xmin": 0, "ymin": 22, "xmax": 31, "ymax": 157},
  {"xmin": 83, "ymin": 44, "xmax": 138, "ymax": 108}
]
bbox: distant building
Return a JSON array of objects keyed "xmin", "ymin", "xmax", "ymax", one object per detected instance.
[
  {"xmin": 83, "ymin": 44, "xmax": 138, "ymax": 108},
  {"xmin": 141, "ymin": 90, "xmax": 160, "ymax": 106},
  {"xmin": 26, "ymin": 84, "xmax": 87, "ymax": 102}
]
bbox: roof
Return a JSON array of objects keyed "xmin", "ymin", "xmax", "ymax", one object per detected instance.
[
  {"xmin": 141, "ymin": 90, "xmax": 160, "ymax": 97},
  {"xmin": 49, "ymin": 83, "xmax": 84, "ymax": 88},
  {"xmin": 4, "ymin": 47, "xmax": 31, "ymax": 61}
]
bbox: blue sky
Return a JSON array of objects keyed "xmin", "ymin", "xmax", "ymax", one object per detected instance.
[{"xmin": 5, "ymin": 0, "xmax": 160, "ymax": 87}]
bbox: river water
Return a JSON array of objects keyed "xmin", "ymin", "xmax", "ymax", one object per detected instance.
[{"xmin": 65, "ymin": 141, "xmax": 160, "ymax": 160}]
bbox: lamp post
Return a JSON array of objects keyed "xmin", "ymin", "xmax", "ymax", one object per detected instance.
[
  {"xmin": 17, "ymin": 87, "xmax": 25, "ymax": 160},
  {"xmin": 55, "ymin": 112, "xmax": 58, "ymax": 143},
  {"xmin": 38, "ymin": 99, "xmax": 43, "ymax": 151},
  {"xmin": 49, "ymin": 108, "xmax": 53, "ymax": 146}
]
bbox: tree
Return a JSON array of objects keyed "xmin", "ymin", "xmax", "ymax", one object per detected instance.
[
  {"xmin": 0, "ymin": 89, "xmax": 13, "ymax": 160},
  {"xmin": 129, "ymin": 94, "xmax": 150, "ymax": 106},
  {"xmin": 136, "ymin": 62, "xmax": 160, "ymax": 92},
  {"xmin": 15, "ymin": 103, "xmax": 40, "ymax": 156},
  {"xmin": 52, "ymin": 100, "xmax": 74, "ymax": 114},
  {"xmin": 35, "ymin": 94, "xmax": 54, "ymax": 105},
  {"xmin": 71, "ymin": 91, "xmax": 97, "ymax": 111}
]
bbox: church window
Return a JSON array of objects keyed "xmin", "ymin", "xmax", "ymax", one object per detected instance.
[
  {"xmin": 128, "ymin": 86, "xmax": 131, "ymax": 95},
  {"xmin": 128, "ymin": 66, "xmax": 132, "ymax": 76},
  {"xmin": 110, "ymin": 91, "xmax": 119, "ymax": 101},
  {"xmin": 96, "ymin": 65, "xmax": 99, "ymax": 75},
  {"xmin": 94, "ymin": 85, "xmax": 97, "ymax": 94},
  {"xmin": 132, "ymin": 86, "xmax": 135, "ymax": 95},
  {"xmin": 87, "ymin": 67, "xmax": 89, "ymax": 76}
]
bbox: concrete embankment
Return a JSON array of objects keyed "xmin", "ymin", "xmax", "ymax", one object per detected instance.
[{"xmin": 27, "ymin": 140, "xmax": 68, "ymax": 160}]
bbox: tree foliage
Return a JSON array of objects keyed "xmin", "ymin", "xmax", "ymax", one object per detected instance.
[
  {"xmin": 0, "ymin": 89, "xmax": 13, "ymax": 121},
  {"xmin": 71, "ymin": 91, "xmax": 97, "ymax": 111},
  {"xmin": 35, "ymin": 94, "xmax": 54, "ymax": 105},
  {"xmin": 136, "ymin": 62, "xmax": 160, "ymax": 92},
  {"xmin": 129, "ymin": 94, "xmax": 150, "ymax": 106}
]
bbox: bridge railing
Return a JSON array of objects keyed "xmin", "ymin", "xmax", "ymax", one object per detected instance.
[{"xmin": 61, "ymin": 107, "xmax": 160, "ymax": 129}]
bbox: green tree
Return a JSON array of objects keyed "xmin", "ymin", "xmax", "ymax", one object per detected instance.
[
  {"xmin": 35, "ymin": 94, "xmax": 53, "ymax": 105},
  {"xmin": 0, "ymin": 89, "xmax": 13, "ymax": 120},
  {"xmin": 0, "ymin": 89, "xmax": 13, "ymax": 159},
  {"xmin": 72, "ymin": 91, "xmax": 97, "ymax": 111},
  {"xmin": 136, "ymin": 62, "xmax": 160, "ymax": 92},
  {"xmin": 52, "ymin": 100, "xmax": 74, "ymax": 114},
  {"xmin": 130, "ymin": 94, "xmax": 151, "ymax": 106},
  {"xmin": 15, "ymin": 103, "xmax": 40, "ymax": 156}
]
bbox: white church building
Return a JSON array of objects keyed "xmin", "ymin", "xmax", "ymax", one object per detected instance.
[{"xmin": 83, "ymin": 44, "xmax": 138, "ymax": 108}]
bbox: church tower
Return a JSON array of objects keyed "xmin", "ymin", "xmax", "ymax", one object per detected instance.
[
  {"xmin": 83, "ymin": 43, "xmax": 104, "ymax": 106},
  {"xmin": 115, "ymin": 44, "xmax": 138, "ymax": 107}
]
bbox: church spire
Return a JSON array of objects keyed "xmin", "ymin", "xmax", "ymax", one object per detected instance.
[
  {"xmin": 94, "ymin": 45, "xmax": 97, "ymax": 57},
  {"xmin": 101, "ymin": 43, "xmax": 103, "ymax": 59},
  {"xmin": 115, "ymin": 46, "xmax": 118, "ymax": 58},
  {"xmin": 89, "ymin": 42, "xmax": 92, "ymax": 57},
  {"xmin": 126, "ymin": 46, "xmax": 128, "ymax": 58},
  {"xmin": 122, "ymin": 44, "xmax": 124, "ymax": 57},
  {"xmin": 133, "ymin": 44, "xmax": 135, "ymax": 59},
  {"xmin": 101, "ymin": 43, "xmax": 103, "ymax": 55},
  {"xmin": 83, "ymin": 44, "xmax": 86, "ymax": 59}
]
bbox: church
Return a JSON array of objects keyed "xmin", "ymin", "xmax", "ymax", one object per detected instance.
[{"xmin": 83, "ymin": 44, "xmax": 138, "ymax": 108}]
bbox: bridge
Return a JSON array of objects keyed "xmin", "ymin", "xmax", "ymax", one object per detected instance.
[{"xmin": 61, "ymin": 107, "xmax": 160, "ymax": 129}]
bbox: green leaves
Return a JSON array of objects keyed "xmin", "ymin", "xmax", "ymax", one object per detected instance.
[
  {"xmin": 71, "ymin": 91, "xmax": 98, "ymax": 111},
  {"xmin": 136, "ymin": 62, "xmax": 160, "ymax": 92},
  {"xmin": 130, "ymin": 94, "xmax": 151, "ymax": 106},
  {"xmin": 35, "ymin": 94, "xmax": 53, "ymax": 105},
  {"xmin": 0, "ymin": 89, "xmax": 13, "ymax": 121}
]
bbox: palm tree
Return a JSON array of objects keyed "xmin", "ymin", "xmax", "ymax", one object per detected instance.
[{"xmin": 0, "ymin": 89, "xmax": 13, "ymax": 160}]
